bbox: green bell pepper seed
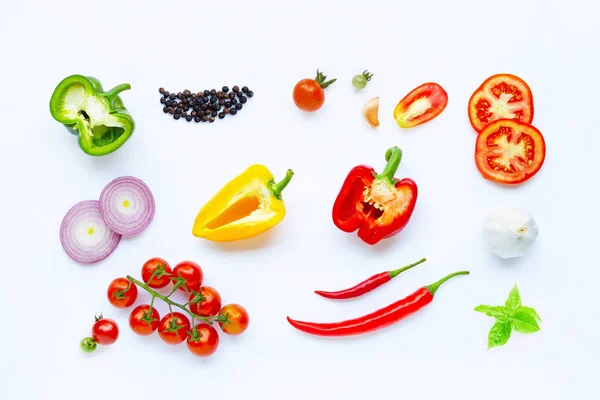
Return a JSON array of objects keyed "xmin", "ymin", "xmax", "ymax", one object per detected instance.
[{"xmin": 49, "ymin": 75, "xmax": 135, "ymax": 156}]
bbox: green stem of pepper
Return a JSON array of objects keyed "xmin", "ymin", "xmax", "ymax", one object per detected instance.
[
  {"xmin": 426, "ymin": 271, "xmax": 470, "ymax": 295},
  {"xmin": 375, "ymin": 146, "xmax": 403, "ymax": 184},
  {"xmin": 103, "ymin": 83, "xmax": 131, "ymax": 106},
  {"xmin": 388, "ymin": 257, "xmax": 427, "ymax": 278},
  {"xmin": 269, "ymin": 169, "xmax": 294, "ymax": 200},
  {"xmin": 126, "ymin": 275, "xmax": 226, "ymax": 325}
]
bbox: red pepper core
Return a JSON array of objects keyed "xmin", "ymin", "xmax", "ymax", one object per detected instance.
[
  {"xmin": 287, "ymin": 270, "xmax": 469, "ymax": 337},
  {"xmin": 314, "ymin": 257, "xmax": 427, "ymax": 300},
  {"xmin": 331, "ymin": 146, "xmax": 418, "ymax": 245}
]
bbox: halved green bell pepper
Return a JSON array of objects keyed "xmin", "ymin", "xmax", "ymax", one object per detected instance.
[{"xmin": 49, "ymin": 75, "xmax": 135, "ymax": 156}]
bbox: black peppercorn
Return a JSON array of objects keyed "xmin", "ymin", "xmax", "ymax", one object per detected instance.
[
  {"xmin": 183, "ymin": 89, "xmax": 191, "ymax": 96},
  {"xmin": 169, "ymin": 93, "xmax": 176, "ymax": 100},
  {"xmin": 174, "ymin": 114, "xmax": 180, "ymax": 120},
  {"xmin": 186, "ymin": 115, "xmax": 193, "ymax": 122},
  {"xmin": 218, "ymin": 99, "xmax": 225, "ymax": 105},
  {"xmin": 209, "ymin": 116, "xmax": 215, "ymax": 123},
  {"xmin": 228, "ymin": 92, "xmax": 235, "ymax": 99},
  {"xmin": 191, "ymin": 93, "xmax": 197, "ymax": 99},
  {"xmin": 202, "ymin": 116, "xmax": 209, "ymax": 122},
  {"xmin": 184, "ymin": 105, "xmax": 190, "ymax": 112},
  {"xmin": 194, "ymin": 116, "xmax": 201, "ymax": 122},
  {"xmin": 203, "ymin": 90, "xmax": 210, "ymax": 96},
  {"xmin": 217, "ymin": 91, "xmax": 224, "ymax": 98},
  {"xmin": 210, "ymin": 97, "xmax": 217, "ymax": 104},
  {"xmin": 181, "ymin": 111, "xmax": 187, "ymax": 117},
  {"xmin": 211, "ymin": 110, "xmax": 217, "ymax": 117},
  {"xmin": 242, "ymin": 86, "xmax": 249, "ymax": 93},
  {"xmin": 224, "ymin": 100, "xmax": 232, "ymax": 108},
  {"xmin": 210, "ymin": 89, "xmax": 216, "ymax": 95},
  {"xmin": 218, "ymin": 112, "xmax": 225, "ymax": 119},
  {"xmin": 233, "ymin": 85, "xmax": 240, "ymax": 92},
  {"xmin": 240, "ymin": 96, "xmax": 247, "ymax": 104},
  {"xmin": 160, "ymin": 97, "xmax": 166, "ymax": 104},
  {"xmin": 237, "ymin": 91, "xmax": 244, "ymax": 98},
  {"xmin": 202, "ymin": 96, "xmax": 209, "ymax": 103},
  {"xmin": 214, "ymin": 104, "xmax": 221, "ymax": 111},
  {"xmin": 222, "ymin": 86, "xmax": 229, "ymax": 93},
  {"xmin": 235, "ymin": 103, "xmax": 243, "ymax": 110},
  {"xmin": 224, "ymin": 108, "xmax": 230, "ymax": 114},
  {"xmin": 229, "ymin": 108, "xmax": 237, "ymax": 115},
  {"xmin": 163, "ymin": 106, "xmax": 169, "ymax": 113},
  {"xmin": 164, "ymin": 100, "xmax": 171, "ymax": 107},
  {"xmin": 193, "ymin": 106, "xmax": 199, "ymax": 112},
  {"xmin": 194, "ymin": 98, "xmax": 202, "ymax": 105},
  {"xmin": 231, "ymin": 98, "xmax": 238, "ymax": 105},
  {"xmin": 246, "ymin": 90, "xmax": 254, "ymax": 98},
  {"xmin": 187, "ymin": 100, "xmax": 193, "ymax": 106},
  {"xmin": 159, "ymin": 87, "xmax": 165, "ymax": 94},
  {"xmin": 201, "ymin": 104, "xmax": 208, "ymax": 111},
  {"xmin": 168, "ymin": 107, "xmax": 175, "ymax": 114},
  {"xmin": 164, "ymin": 91, "xmax": 170, "ymax": 98},
  {"xmin": 191, "ymin": 111, "xmax": 197, "ymax": 116},
  {"xmin": 176, "ymin": 92, "xmax": 183, "ymax": 99}
]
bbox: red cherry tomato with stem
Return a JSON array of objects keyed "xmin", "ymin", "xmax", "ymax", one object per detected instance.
[
  {"xmin": 107, "ymin": 277, "xmax": 138, "ymax": 308},
  {"xmin": 141, "ymin": 257, "xmax": 173, "ymax": 289},
  {"xmin": 158, "ymin": 312, "xmax": 191, "ymax": 345},
  {"xmin": 129, "ymin": 304, "xmax": 160, "ymax": 336},
  {"xmin": 218, "ymin": 304, "xmax": 249, "ymax": 335},
  {"xmin": 171, "ymin": 261, "xmax": 203, "ymax": 293},
  {"xmin": 189, "ymin": 286, "xmax": 222, "ymax": 317},
  {"xmin": 293, "ymin": 69, "xmax": 336, "ymax": 112},
  {"xmin": 187, "ymin": 324, "xmax": 219, "ymax": 357}
]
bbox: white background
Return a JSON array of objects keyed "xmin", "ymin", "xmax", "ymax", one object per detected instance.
[{"xmin": 1, "ymin": 0, "xmax": 598, "ymax": 399}]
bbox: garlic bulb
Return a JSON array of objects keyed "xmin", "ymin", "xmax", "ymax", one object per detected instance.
[{"xmin": 483, "ymin": 208, "xmax": 539, "ymax": 259}]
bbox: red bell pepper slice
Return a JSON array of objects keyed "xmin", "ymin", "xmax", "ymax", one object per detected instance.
[{"xmin": 332, "ymin": 146, "xmax": 418, "ymax": 245}]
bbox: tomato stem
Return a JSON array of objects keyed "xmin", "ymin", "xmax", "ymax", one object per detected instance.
[
  {"xmin": 80, "ymin": 337, "xmax": 97, "ymax": 353},
  {"xmin": 315, "ymin": 69, "xmax": 337, "ymax": 89},
  {"xmin": 126, "ymin": 276, "xmax": 226, "ymax": 325}
]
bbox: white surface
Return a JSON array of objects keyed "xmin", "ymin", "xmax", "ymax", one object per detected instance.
[{"xmin": 1, "ymin": 1, "xmax": 598, "ymax": 399}]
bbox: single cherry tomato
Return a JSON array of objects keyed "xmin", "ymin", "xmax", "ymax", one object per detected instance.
[
  {"xmin": 92, "ymin": 316, "xmax": 119, "ymax": 345},
  {"xmin": 468, "ymin": 73, "xmax": 534, "ymax": 133},
  {"xmin": 218, "ymin": 303, "xmax": 249, "ymax": 335},
  {"xmin": 393, "ymin": 82, "xmax": 448, "ymax": 128},
  {"xmin": 129, "ymin": 304, "xmax": 160, "ymax": 336},
  {"xmin": 292, "ymin": 69, "xmax": 336, "ymax": 112},
  {"xmin": 158, "ymin": 312, "xmax": 191, "ymax": 345},
  {"xmin": 107, "ymin": 277, "xmax": 138, "ymax": 308},
  {"xmin": 187, "ymin": 324, "xmax": 219, "ymax": 357},
  {"xmin": 171, "ymin": 261, "xmax": 203, "ymax": 293},
  {"xmin": 141, "ymin": 257, "xmax": 172, "ymax": 289},
  {"xmin": 475, "ymin": 119, "xmax": 546, "ymax": 184},
  {"xmin": 189, "ymin": 286, "xmax": 222, "ymax": 317}
]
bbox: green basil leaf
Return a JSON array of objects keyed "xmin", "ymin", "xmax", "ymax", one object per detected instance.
[
  {"xmin": 474, "ymin": 305, "xmax": 509, "ymax": 322},
  {"xmin": 510, "ymin": 311, "xmax": 541, "ymax": 334},
  {"xmin": 517, "ymin": 306, "xmax": 542, "ymax": 322},
  {"xmin": 488, "ymin": 321, "xmax": 512, "ymax": 349},
  {"xmin": 505, "ymin": 284, "xmax": 521, "ymax": 313}
]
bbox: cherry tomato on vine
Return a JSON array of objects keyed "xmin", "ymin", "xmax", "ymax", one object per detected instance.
[
  {"xmin": 171, "ymin": 261, "xmax": 203, "ymax": 292},
  {"xmin": 107, "ymin": 277, "xmax": 138, "ymax": 308},
  {"xmin": 189, "ymin": 286, "xmax": 222, "ymax": 317},
  {"xmin": 468, "ymin": 73, "xmax": 534, "ymax": 133},
  {"xmin": 158, "ymin": 312, "xmax": 191, "ymax": 345},
  {"xmin": 141, "ymin": 257, "xmax": 172, "ymax": 289},
  {"xmin": 218, "ymin": 303, "xmax": 249, "ymax": 335},
  {"xmin": 129, "ymin": 304, "xmax": 160, "ymax": 336},
  {"xmin": 92, "ymin": 316, "xmax": 119, "ymax": 345},
  {"xmin": 187, "ymin": 324, "xmax": 219, "ymax": 357},
  {"xmin": 292, "ymin": 69, "xmax": 336, "ymax": 112},
  {"xmin": 475, "ymin": 119, "xmax": 546, "ymax": 184}
]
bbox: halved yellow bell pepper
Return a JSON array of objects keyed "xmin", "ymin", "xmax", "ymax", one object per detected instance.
[{"xmin": 192, "ymin": 165, "xmax": 294, "ymax": 242}]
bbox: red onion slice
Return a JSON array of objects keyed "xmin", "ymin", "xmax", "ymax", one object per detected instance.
[
  {"xmin": 60, "ymin": 200, "xmax": 121, "ymax": 264},
  {"xmin": 99, "ymin": 176, "xmax": 156, "ymax": 236}
]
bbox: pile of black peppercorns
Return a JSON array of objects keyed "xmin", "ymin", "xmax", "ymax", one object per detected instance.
[{"xmin": 158, "ymin": 85, "xmax": 254, "ymax": 123}]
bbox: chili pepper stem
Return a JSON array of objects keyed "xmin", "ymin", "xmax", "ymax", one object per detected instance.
[
  {"xmin": 269, "ymin": 169, "xmax": 294, "ymax": 200},
  {"xmin": 103, "ymin": 83, "xmax": 131, "ymax": 105},
  {"xmin": 126, "ymin": 275, "xmax": 226, "ymax": 325},
  {"xmin": 388, "ymin": 257, "xmax": 427, "ymax": 278},
  {"xmin": 375, "ymin": 146, "xmax": 402, "ymax": 184},
  {"xmin": 425, "ymin": 271, "xmax": 470, "ymax": 295}
]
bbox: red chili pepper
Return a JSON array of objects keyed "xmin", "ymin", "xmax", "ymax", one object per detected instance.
[
  {"xmin": 287, "ymin": 270, "xmax": 469, "ymax": 337},
  {"xmin": 314, "ymin": 257, "xmax": 427, "ymax": 300},
  {"xmin": 331, "ymin": 146, "xmax": 418, "ymax": 245}
]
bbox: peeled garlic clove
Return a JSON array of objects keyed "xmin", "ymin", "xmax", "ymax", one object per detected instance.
[
  {"xmin": 483, "ymin": 208, "xmax": 539, "ymax": 259},
  {"xmin": 363, "ymin": 97, "xmax": 380, "ymax": 129}
]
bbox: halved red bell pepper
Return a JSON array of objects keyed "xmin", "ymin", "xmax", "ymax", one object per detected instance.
[{"xmin": 332, "ymin": 146, "xmax": 418, "ymax": 245}]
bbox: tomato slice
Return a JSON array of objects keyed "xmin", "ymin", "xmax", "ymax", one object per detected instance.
[
  {"xmin": 475, "ymin": 119, "xmax": 545, "ymax": 184},
  {"xmin": 468, "ymin": 74, "xmax": 534, "ymax": 132},
  {"xmin": 393, "ymin": 82, "xmax": 448, "ymax": 128}
]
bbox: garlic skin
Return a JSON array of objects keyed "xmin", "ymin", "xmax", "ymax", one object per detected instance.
[{"xmin": 483, "ymin": 208, "xmax": 539, "ymax": 259}]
